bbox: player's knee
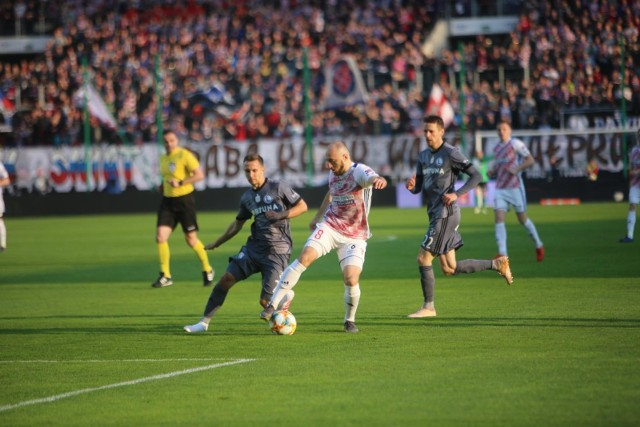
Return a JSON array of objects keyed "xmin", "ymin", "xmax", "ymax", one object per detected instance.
[
  {"xmin": 219, "ymin": 273, "xmax": 236, "ymax": 290},
  {"xmin": 155, "ymin": 230, "xmax": 167, "ymax": 243},
  {"xmin": 343, "ymin": 276, "xmax": 359, "ymax": 287},
  {"xmin": 184, "ymin": 234, "xmax": 198, "ymax": 247},
  {"xmin": 417, "ymin": 252, "xmax": 428, "ymax": 265},
  {"xmin": 298, "ymin": 247, "xmax": 318, "ymax": 266}
]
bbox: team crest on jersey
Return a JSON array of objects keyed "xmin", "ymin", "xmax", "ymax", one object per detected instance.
[
  {"xmin": 334, "ymin": 179, "xmax": 345, "ymax": 190},
  {"xmin": 264, "ymin": 195, "xmax": 273, "ymax": 203},
  {"xmin": 169, "ymin": 162, "xmax": 176, "ymax": 173},
  {"xmin": 255, "ymin": 194, "xmax": 261, "ymax": 203},
  {"xmin": 436, "ymin": 158, "xmax": 444, "ymax": 166}
]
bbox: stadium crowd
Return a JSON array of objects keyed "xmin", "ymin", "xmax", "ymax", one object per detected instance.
[{"xmin": 0, "ymin": 0, "xmax": 639, "ymax": 147}]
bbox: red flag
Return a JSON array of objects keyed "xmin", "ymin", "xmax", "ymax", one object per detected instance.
[
  {"xmin": 0, "ymin": 90, "xmax": 15, "ymax": 119},
  {"xmin": 426, "ymin": 83, "xmax": 454, "ymax": 128}
]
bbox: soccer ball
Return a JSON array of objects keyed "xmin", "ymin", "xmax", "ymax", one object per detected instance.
[
  {"xmin": 614, "ymin": 191, "xmax": 624, "ymax": 202},
  {"xmin": 269, "ymin": 310, "xmax": 297, "ymax": 335}
]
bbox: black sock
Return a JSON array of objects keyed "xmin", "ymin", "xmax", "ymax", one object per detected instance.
[
  {"xmin": 419, "ymin": 266, "xmax": 435, "ymax": 304},
  {"xmin": 455, "ymin": 259, "xmax": 492, "ymax": 274},
  {"xmin": 203, "ymin": 283, "xmax": 228, "ymax": 318}
]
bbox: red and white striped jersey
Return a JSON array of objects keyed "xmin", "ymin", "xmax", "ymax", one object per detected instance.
[
  {"xmin": 493, "ymin": 138, "xmax": 530, "ymax": 190},
  {"xmin": 323, "ymin": 163, "xmax": 378, "ymax": 240}
]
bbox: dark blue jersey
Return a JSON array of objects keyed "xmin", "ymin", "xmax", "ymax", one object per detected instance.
[
  {"xmin": 413, "ymin": 142, "xmax": 474, "ymax": 219},
  {"xmin": 237, "ymin": 179, "xmax": 302, "ymax": 255}
]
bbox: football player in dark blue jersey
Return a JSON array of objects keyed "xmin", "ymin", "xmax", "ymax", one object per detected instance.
[
  {"xmin": 184, "ymin": 154, "xmax": 308, "ymax": 333},
  {"xmin": 405, "ymin": 115, "xmax": 513, "ymax": 319}
]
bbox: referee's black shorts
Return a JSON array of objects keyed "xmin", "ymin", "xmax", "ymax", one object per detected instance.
[{"xmin": 157, "ymin": 193, "xmax": 199, "ymax": 233}]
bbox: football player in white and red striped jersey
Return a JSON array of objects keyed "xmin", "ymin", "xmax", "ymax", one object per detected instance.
[
  {"xmin": 260, "ymin": 141, "xmax": 387, "ymax": 333},
  {"xmin": 620, "ymin": 131, "xmax": 640, "ymax": 243},
  {"xmin": 489, "ymin": 120, "xmax": 544, "ymax": 262}
]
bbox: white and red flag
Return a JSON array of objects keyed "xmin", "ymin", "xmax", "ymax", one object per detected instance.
[
  {"xmin": 426, "ymin": 83, "xmax": 454, "ymax": 128},
  {"xmin": 323, "ymin": 56, "xmax": 369, "ymax": 110}
]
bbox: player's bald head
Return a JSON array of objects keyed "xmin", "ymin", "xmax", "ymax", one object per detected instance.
[
  {"xmin": 327, "ymin": 141, "xmax": 350, "ymax": 158},
  {"xmin": 325, "ymin": 141, "xmax": 352, "ymax": 175}
]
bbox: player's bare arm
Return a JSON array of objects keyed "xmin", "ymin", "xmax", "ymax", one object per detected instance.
[
  {"xmin": 512, "ymin": 154, "xmax": 534, "ymax": 174},
  {"xmin": 370, "ymin": 176, "xmax": 387, "ymax": 189},
  {"xmin": 309, "ymin": 191, "xmax": 331, "ymax": 230},
  {"xmin": 204, "ymin": 218, "xmax": 247, "ymax": 250}
]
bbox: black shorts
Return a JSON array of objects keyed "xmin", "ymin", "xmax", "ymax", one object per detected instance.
[
  {"xmin": 226, "ymin": 245, "xmax": 290, "ymax": 301},
  {"xmin": 157, "ymin": 193, "xmax": 199, "ymax": 233},
  {"xmin": 421, "ymin": 208, "xmax": 464, "ymax": 255}
]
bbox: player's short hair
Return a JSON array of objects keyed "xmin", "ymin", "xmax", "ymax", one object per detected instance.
[
  {"xmin": 244, "ymin": 153, "xmax": 264, "ymax": 165},
  {"xmin": 163, "ymin": 129, "xmax": 177, "ymax": 139},
  {"xmin": 424, "ymin": 115, "xmax": 444, "ymax": 129},
  {"xmin": 498, "ymin": 120, "xmax": 512, "ymax": 128}
]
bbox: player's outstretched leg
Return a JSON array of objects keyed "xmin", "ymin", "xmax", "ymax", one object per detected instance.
[
  {"xmin": 493, "ymin": 256, "xmax": 513, "ymax": 285},
  {"xmin": 261, "ymin": 260, "xmax": 306, "ymax": 321}
]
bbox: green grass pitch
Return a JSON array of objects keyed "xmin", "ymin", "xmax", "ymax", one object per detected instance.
[{"xmin": 0, "ymin": 203, "xmax": 639, "ymax": 426}]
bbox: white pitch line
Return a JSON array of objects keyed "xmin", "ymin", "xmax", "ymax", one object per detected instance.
[
  {"xmin": 0, "ymin": 358, "xmax": 256, "ymax": 413},
  {"xmin": 0, "ymin": 358, "xmax": 231, "ymax": 364}
]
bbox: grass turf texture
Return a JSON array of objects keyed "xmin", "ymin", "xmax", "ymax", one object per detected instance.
[{"xmin": 0, "ymin": 203, "xmax": 639, "ymax": 426}]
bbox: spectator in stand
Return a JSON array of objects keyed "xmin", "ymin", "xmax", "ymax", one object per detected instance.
[{"xmin": 0, "ymin": 0, "xmax": 638, "ymax": 147}]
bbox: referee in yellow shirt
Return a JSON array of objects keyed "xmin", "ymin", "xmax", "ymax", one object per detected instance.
[{"xmin": 152, "ymin": 130, "xmax": 214, "ymax": 288}]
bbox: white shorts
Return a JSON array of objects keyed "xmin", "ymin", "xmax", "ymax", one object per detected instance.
[
  {"xmin": 494, "ymin": 187, "xmax": 527, "ymax": 213},
  {"xmin": 304, "ymin": 222, "xmax": 367, "ymax": 270},
  {"xmin": 630, "ymin": 186, "xmax": 640, "ymax": 205},
  {"xmin": 0, "ymin": 195, "xmax": 4, "ymax": 216}
]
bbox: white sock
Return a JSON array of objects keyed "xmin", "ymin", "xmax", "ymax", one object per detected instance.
[
  {"xmin": 495, "ymin": 222, "xmax": 507, "ymax": 256},
  {"xmin": 344, "ymin": 284, "xmax": 361, "ymax": 322},
  {"xmin": 523, "ymin": 219, "xmax": 543, "ymax": 248},
  {"xmin": 0, "ymin": 218, "xmax": 5, "ymax": 248},
  {"xmin": 270, "ymin": 260, "xmax": 306, "ymax": 308},
  {"xmin": 627, "ymin": 211, "xmax": 636, "ymax": 239}
]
